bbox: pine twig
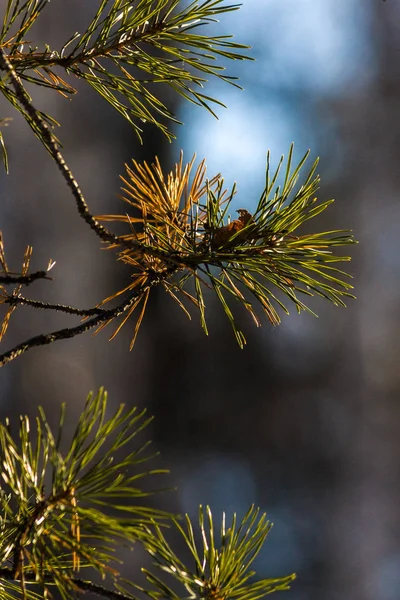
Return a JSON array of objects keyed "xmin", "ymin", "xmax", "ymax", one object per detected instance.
[
  {"xmin": 0, "ymin": 46, "xmax": 193, "ymax": 266},
  {"xmin": 3, "ymin": 0, "xmax": 251, "ymax": 139},
  {"xmin": 0, "ymin": 568, "xmax": 134, "ymax": 600},
  {"xmin": 0, "ymin": 294, "xmax": 135, "ymax": 367},
  {"xmin": 0, "ymin": 323, "xmax": 95, "ymax": 368},
  {"xmin": 0, "ymin": 48, "xmax": 123, "ymax": 246},
  {"xmin": 5, "ymin": 295, "xmax": 106, "ymax": 316},
  {"xmin": 0, "ymin": 269, "xmax": 172, "ymax": 367},
  {"xmin": 73, "ymin": 579, "xmax": 134, "ymax": 600},
  {"xmin": 0, "ymin": 270, "xmax": 49, "ymax": 285},
  {"xmin": 0, "ymin": 48, "xmax": 180, "ymax": 265}
]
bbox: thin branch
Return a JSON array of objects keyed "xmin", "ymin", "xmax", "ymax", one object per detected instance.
[
  {"xmin": 0, "ymin": 48, "xmax": 193, "ymax": 265},
  {"xmin": 5, "ymin": 295, "xmax": 106, "ymax": 316},
  {"xmin": 0, "ymin": 270, "xmax": 170, "ymax": 367},
  {"xmin": 0, "ymin": 297, "xmax": 135, "ymax": 369},
  {"xmin": 0, "ymin": 48, "xmax": 123, "ymax": 246},
  {"xmin": 73, "ymin": 578, "xmax": 135, "ymax": 600},
  {"xmin": 0, "ymin": 568, "xmax": 135, "ymax": 600},
  {"xmin": 0, "ymin": 271, "xmax": 49, "ymax": 285},
  {"xmin": 0, "ymin": 49, "xmax": 216, "ymax": 267}
]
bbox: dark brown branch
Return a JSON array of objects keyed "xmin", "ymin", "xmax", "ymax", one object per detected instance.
[
  {"xmin": 0, "ymin": 49, "xmax": 201, "ymax": 266},
  {"xmin": 0, "ymin": 48, "xmax": 126, "ymax": 247},
  {"xmin": 0, "ymin": 271, "xmax": 49, "ymax": 285},
  {"xmin": 6, "ymin": 295, "xmax": 106, "ymax": 316},
  {"xmin": 0, "ymin": 294, "xmax": 136, "ymax": 368},
  {"xmin": 0, "ymin": 47, "xmax": 189, "ymax": 266},
  {"xmin": 0, "ymin": 270, "xmax": 171, "ymax": 368},
  {"xmin": 0, "ymin": 568, "xmax": 135, "ymax": 600},
  {"xmin": 73, "ymin": 578, "xmax": 135, "ymax": 600}
]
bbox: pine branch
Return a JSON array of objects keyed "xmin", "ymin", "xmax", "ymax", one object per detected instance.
[
  {"xmin": 0, "ymin": 49, "xmax": 204, "ymax": 268},
  {"xmin": 73, "ymin": 578, "xmax": 136, "ymax": 600},
  {"xmin": 94, "ymin": 150, "xmax": 356, "ymax": 348},
  {"xmin": 0, "ymin": 47, "xmax": 125, "ymax": 245},
  {"xmin": 3, "ymin": 295, "xmax": 107, "ymax": 316},
  {"xmin": 0, "ymin": 299, "xmax": 130, "ymax": 367},
  {"xmin": 1, "ymin": 0, "xmax": 252, "ymax": 139},
  {"xmin": 0, "ymin": 149, "xmax": 356, "ymax": 363},
  {"xmin": 0, "ymin": 271, "xmax": 49, "ymax": 285},
  {"xmin": 0, "ymin": 150, "xmax": 356, "ymax": 363},
  {"xmin": 0, "ymin": 389, "xmax": 171, "ymax": 598},
  {"xmin": 0, "ymin": 390, "xmax": 295, "ymax": 599},
  {"xmin": 0, "ymin": 570, "xmax": 135, "ymax": 600},
  {"xmin": 128, "ymin": 505, "xmax": 296, "ymax": 600},
  {"xmin": 0, "ymin": 277, "xmax": 157, "ymax": 367},
  {"xmin": 0, "ymin": 4, "xmax": 356, "ymax": 359}
]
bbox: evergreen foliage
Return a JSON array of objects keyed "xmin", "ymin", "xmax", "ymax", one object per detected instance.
[
  {"xmin": 0, "ymin": 0, "xmax": 251, "ymax": 143},
  {"xmin": 0, "ymin": 1, "xmax": 356, "ymax": 598},
  {"xmin": 96, "ymin": 147, "xmax": 354, "ymax": 348},
  {"xmin": 0, "ymin": 390, "xmax": 295, "ymax": 600}
]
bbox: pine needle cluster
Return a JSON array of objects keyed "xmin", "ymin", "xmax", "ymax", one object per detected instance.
[
  {"xmin": 0, "ymin": 390, "xmax": 295, "ymax": 600},
  {"xmin": 96, "ymin": 147, "xmax": 355, "ymax": 347},
  {"xmin": 0, "ymin": 0, "xmax": 356, "ymax": 359},
  {"xmin": 0, "ymin": 2, "xmax": 358, "ymax": 595},
  {"xmin": 1, "ymin": 0, "xmax": 251, "ymax": 143}
]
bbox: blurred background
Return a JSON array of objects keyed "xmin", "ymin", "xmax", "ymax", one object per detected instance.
[{"xmin": 1, "ymin": 1, "xmax": 400, "ymax": 598}]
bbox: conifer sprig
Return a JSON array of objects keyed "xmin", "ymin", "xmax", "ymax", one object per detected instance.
[
  {"xmin": 0, "ymin": 391, "xmax": 294, "ymax": 600},
  {"xmin": 1, "ymin": 0, "xmax": 251, "ymax": 140},
  {"xmin": 127, "ymin": 505, "xmax": 295, "ymax": 600},
  {"xmin": 97, "ymin": 147, "xmax": 356, "ymax": 348},
  {"xmin": 1, "ymin": 1, "xmax": 48, "ymax": 47},
  {"xmin": 0, "ymin": 389, "xmax": 170, "ymax": 599}
]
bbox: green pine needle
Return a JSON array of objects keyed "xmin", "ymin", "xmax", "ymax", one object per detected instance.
[
  {"xmin": 100, "ymin": 147, "xmax": 355, "ymax": 348},
  {"xmin": 128, "ymin": 505, "xmax": 295, "ymax": 600},
  {"xmin": 0, "ymin": 0, "xmax": 252, "ymax": 141},
  {"xmin": 0, "ymin": 388, "xmax": 171, "ymax": 598}
]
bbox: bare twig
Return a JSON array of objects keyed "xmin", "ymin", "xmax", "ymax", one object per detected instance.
[
  {"xmin": 0, "ymin": 48, "xmax": 124, "ymax": 246},
  {"xmin": 0, "ymin": 48, "xmax": 192, "ymax": 266},
  {"xmin": 0, "ymin": 271, "xmax": 49, "ymax": 285},
  {"xmin": 0, "ymin": 567, "xmax": 134, "ymax": 600},
  {"xmin": 0, "ymin": 294, "xmax": 136, "ymax": 367},
  {"xmin": 5, "ymin": 295, "xmax": 106, "ymax": 316},
  {"xmin": 73, "ymin": 578, "xmax": 135, "ymax": 600},
  {"xmin": 0, "ymin": 269, "xmax": 172, "ymax": 367}
]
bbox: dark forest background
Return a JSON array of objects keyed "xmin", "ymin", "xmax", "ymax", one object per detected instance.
[{"xmin": 1, "ymin": 1, "xmax": 400, "ymax": 599}]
